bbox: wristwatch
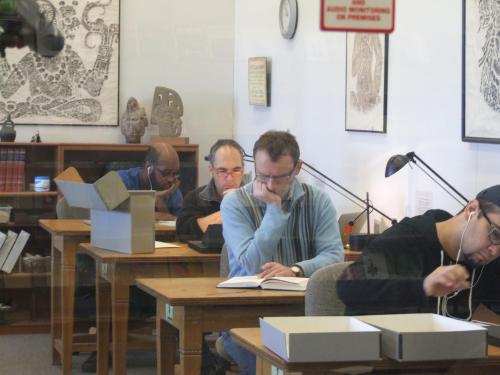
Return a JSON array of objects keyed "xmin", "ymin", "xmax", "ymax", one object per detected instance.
[{"xmin": 290, "ymin": 265, "xmax": 304, "ymax": 277}]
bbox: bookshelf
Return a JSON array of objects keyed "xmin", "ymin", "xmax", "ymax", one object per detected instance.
[{"xmin": 0, "ymin": 142, "xmax": 199, "ymax": 333}]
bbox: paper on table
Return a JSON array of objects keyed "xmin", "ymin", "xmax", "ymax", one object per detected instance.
[
  {"xmin": 155, "ymin": 241, "xmax": 181, "ymax": 248},
  {"xmin": 156, "ymin": 220, "xmax": 176, "ymax": 227}
]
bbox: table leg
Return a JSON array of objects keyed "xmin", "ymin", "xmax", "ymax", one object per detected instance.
[
  {"xmin": 51, "ymin": 244, "xmax": 62, "ymax": 366},
  {"xmin": 157, "ymin": 303, "xmax": 177, "ymax": 375},
  {"xmin": 96, "ymin": 260, "xmax": 111, "ymax": 375},
  {"xmin": 61, "ymin": 240, "xmax": 77, "ymax": 374},
  {"xmin": 178, "ymin": 307, "xmax": 203, "ymax": 375},
  {"xmin": 111, "ymin": 265, "xmax": 130, "ymax": 375}
]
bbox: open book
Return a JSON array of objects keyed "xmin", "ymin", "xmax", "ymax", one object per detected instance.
[{"xmin": 217, "ymin": 276, "xmax": 308, "ymax": 291}]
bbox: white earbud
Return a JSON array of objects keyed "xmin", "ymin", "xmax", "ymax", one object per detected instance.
[
  {"xmin": 147, "ymin": 166, "xmax": 152, "ymax": 175},
  {"xmin": 468, "ymin": 211, "xmax": 474, "ymax": 222}
]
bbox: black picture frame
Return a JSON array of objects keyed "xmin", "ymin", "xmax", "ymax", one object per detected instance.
[
  {"xmin": 462, "ymin": 0, "xmax": 500, "ymax": 143},
  {"xmin": 345, "ymin": 32, "xmax": 389, "ymax": 133},
  {"xmin": 0, "ymin": 0, "xmax": 120, "ymax": 127}
]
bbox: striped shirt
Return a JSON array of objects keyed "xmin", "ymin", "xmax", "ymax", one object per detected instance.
[{"xmin": 221, "ymin": 179, "xmax": 344, "ymax": 277}]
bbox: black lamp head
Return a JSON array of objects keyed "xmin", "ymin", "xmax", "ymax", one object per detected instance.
[{"xmin": 385, "ymin": 154, "xmax": 411, "ymax": 177}]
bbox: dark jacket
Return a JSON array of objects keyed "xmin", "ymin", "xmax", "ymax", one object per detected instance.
[
  {"xmin": 337, "ymin": 209, "xmax": 500, "ymax": 318},
  {"xmin": 176, "ymin": 179, "xmax": 221, "ymax": 242}
]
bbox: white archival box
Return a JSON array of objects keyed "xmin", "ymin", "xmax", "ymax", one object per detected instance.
[
  {"xmin": 55, "ymin": 167, "xmax": 155, "ymax": 254},
  {"xmin": 357, "ymin": 313, "xmax": 487, "ymax": 362},
  {"xmin": 259, "ymin": 316, "xmax": 381, "ymax": 362}
]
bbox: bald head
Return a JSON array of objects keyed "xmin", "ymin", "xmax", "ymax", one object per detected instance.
[{"xmin": 145, "ymin": 143, "xmax": 180, "ymax": 190}]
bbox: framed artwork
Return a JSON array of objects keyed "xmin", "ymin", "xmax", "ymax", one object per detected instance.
[
  {"xmin": 345, "ymin": 32, "xmax": 389, "ymax": 133},
  {"xmin": 462, "ymin": 0, "xmax": 500, "ymax": 143},
  {"xmin": 0, "ymin": 0, "xmax": 120, "ymax": 126},
  {"xmin": 248, "ymin": 57, "xmax": 270, "ymax": 107}
]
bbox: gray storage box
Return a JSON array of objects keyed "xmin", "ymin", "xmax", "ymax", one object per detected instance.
[
  {"xmin": 55, "ymin": 167, "xmax": 155, "ymax": 254},
  {"xmin": 260, "ymin": 316, "xmax": 381, "ymax": 362},
  {"xmin": 357, "ymin": 313, "xmax": 487, "ymax": 362}
]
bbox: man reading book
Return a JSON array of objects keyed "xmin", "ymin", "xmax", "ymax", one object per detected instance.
[{"xmin": 220, "ymin": 130, "xmax": 344, "ymax": 375}]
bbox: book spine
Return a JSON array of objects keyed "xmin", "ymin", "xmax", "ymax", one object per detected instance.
[
  {"xmin": 5, "ymin": 148, "xmax": 14, "ymax": 192},
  {"xmin": 15, "ymin": 148, "xmax": 25, "ymax": 192},
  {"xmin": 0, "ymin": 148, "xmax": 6, "ymax": 192}
]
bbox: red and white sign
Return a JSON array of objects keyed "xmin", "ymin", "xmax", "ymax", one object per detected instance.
[{"xmin": 321, "ymin": 0, "xmax": 395, "ymax": 33}]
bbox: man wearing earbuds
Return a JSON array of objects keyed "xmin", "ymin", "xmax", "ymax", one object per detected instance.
[
  {"xmin": 220, "ymin": 130, "xmax": 344, "ymax": 375},
  {"xmin": 117, "ymin": 142, "xmax": 183, "ymax": 221},
  {"xmin": 337, "ymin": 185, "xmax": 500, "ymax": 320}
]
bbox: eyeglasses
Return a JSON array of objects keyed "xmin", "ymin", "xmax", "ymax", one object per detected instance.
[
  {"xmin": 254, "ymin": 164, "xmax": 296, "ymax": 184},
  {"xmin": 214, "ymin": 167, "xmax": 243, "ymax": 178},
  {"xmin": 155, "ymin": 167, "xmax": 180, "ymax": 179},
  {"xmin": 480, "ymin": 207, "xmax": 500, "ymax": 245}
]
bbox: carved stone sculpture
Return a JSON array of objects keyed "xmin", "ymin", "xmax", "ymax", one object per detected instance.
[
  {"xmin": 151, "ymin": 87, "xmax": 183, "ymax": 137},
  {"xmin": 120, "ymin": 97, "xmax": 148, "ymax": 143}
]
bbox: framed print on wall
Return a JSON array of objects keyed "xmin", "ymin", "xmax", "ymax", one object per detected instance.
[
  {"xmin": 462, "ymin": 0, "xmax": 500, "ymax": 143},
  {"xmin": 345, "ymin": 32, "xmax": 389, "ymax": 133},
  {"xmin": 0, "ymin": 0, "xmax": 120, "ymax": 126}
]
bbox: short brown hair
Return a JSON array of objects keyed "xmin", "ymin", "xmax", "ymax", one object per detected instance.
[{"xmin": 253, "ymin": 130, "xmax": 300, "ymax": 164}]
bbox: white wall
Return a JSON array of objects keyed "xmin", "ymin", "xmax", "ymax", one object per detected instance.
[
  {"xmin": 233, "ymin": 0, "xmax": 500, "ymax": 225},
  {"xmin": 11, "ymin": 0, "xmax": 235, "ymax": 183}
]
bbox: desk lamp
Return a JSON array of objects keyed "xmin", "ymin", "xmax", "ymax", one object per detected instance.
[
  {"xmin": 244, "ymin": 153, "xmax": 397, "ymax": 250},
  {"xmin": 385, "ymin": 152, "xmax": 469, "ymax": 206}
]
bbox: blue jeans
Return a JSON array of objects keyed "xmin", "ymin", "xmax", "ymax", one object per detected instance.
[{"xmin": 222, "ymin": 331, "xmax": 256, "ymax": 375}]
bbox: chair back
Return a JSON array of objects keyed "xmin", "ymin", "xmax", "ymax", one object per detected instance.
[
  {"xmin": 305, "ymin": 261, "xmax": 353, "ymax": 316},
  {"xmin": 219, "ymin": 243, "xmax": 230, "ymax": 277}
]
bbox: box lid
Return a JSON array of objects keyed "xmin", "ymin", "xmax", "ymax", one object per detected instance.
[{"xmin": 55, "ymin": 167, "xmax": 129, "ymax": 211}]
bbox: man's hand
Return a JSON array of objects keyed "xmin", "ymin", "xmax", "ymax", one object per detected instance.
[
  {"xmin": 423, "ymin": 265, "xmax": 471, "ymax": 297},
  {"xmin": 252, "ymin": 180, "xmax": 281, "ymax": 207},
  {"xmin": 222, "ymin": 188, "xmax": 237, "ymax": 198},
  {"xmin": 197, "ymin": 211, "xmax": 222, "ymax": 232},
  {"xmin": 258, "ymin": 262, "xmax": 294, "ymax": 279},
  {"xmin": 155, "ymin": 178, "xmax": 181, "ymax": 212}
]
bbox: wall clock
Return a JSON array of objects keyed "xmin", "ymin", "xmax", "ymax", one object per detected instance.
[{"xmin": 279, "ymin": 0, "xmax": 298, "ymax": 39}]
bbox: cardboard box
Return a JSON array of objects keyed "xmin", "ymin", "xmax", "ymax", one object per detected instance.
[
  {"xmin": 259, "ymin": 316, "xmax": 380, "ymax": 362},
  {"xmin": 55, "ymin": 167, "xmax": 155, "ymax": 254},
  {"xmin": 357, "ymin": 313, "xmax": 487, "ymax": 362}
]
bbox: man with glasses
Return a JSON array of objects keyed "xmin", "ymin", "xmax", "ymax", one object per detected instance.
[
  {"xmin": 337, "ymin": 185, "xmax": 500, "ymax": 320},
  {"xmin": 220, "ymin": 130, "xmax": 344, "ymax": 375},
  {"xmin": 176, "ymin": 139, "xmax": 245, "ymax": 241},
  {"xmin": 117, "ymin": 142, "xmax": 182, "ymax": 220}
]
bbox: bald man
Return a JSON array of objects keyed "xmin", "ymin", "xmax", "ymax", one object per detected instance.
[{"xmin": 117, "ymin": 143, "xmax": 183, "ymax": 220}]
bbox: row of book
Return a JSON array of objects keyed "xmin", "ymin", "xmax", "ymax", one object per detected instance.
[
  {"xmin": 0, "ymin": 148, "xmax": 26, "ymax": 192},
  {"xmin": 0, "ymin": 230, "xmax": 30, "ymax": 274}
]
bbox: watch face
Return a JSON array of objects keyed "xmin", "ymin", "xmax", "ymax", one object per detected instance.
[{"xmin": 279, "ymin": 0, "xmax": 297, "ymax": 39}]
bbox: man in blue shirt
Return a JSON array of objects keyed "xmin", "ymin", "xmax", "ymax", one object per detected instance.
[
  {"xmin": 117, "ymin": 142, "xmax": 183, "ymax": 220},
  {"xmin": 220, "ymin": 130, "xmax": 344, "ymax": 375}
]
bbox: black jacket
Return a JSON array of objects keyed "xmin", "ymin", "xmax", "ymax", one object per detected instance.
[
  {"xmin": 175, "ymin": 179, "xmax": 221, "ymax": 242},
  {"xmin": 337, "ymin": 209, "xmax": 500, "ymax": 318}
]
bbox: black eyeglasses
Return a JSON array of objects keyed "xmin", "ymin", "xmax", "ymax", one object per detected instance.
[
  {"xmin": 480, "ymin": 207, "xmax": 500, "ymax": 245},
  {"xmin": 254, "ymin": 164, "xmax": 296, "ymax": 184},
  {"xmin": 155, "ymin": 167, "xmax": 180, "ymax": 179},
  {"xmin": 214, "ymin": 167, "xmax": 243, "ymax": 178}
]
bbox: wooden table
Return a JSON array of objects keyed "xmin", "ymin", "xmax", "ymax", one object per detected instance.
[
  {"xmin": 136, "ymin": 277, "xmax": 305, "ymax": 375},
  {"xmin": 80, "ymin": 243, "xmax": 220, "ymax": 375},
  {"xmin": 230, "ymin": 327, "xmax": 500, "ymax": 375},
  {"xmin": 39, "ymin": 219, "xmax": 176, "ymax": 375}
]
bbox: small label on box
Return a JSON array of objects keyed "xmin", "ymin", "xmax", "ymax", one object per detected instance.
[
  {"xmin": 165, "ymin": 304, "xmax": 174, "ymax": 321},
  {"xmin": 101, "ymin": 263, "xmax": 108, "ymax": 277}
]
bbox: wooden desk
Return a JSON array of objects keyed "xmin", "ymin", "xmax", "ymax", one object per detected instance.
[
  {"xmin": 39, "ymin": 219, "xmax": 175, "ymax": 375},
  {"xmin": 230, "ymin": 327, "xmax": 500, "ymax": 375},
  {"xmin": 80, "ymin": 243, "xmax": 220, "ymax": 375},
  {"xmin": 136, "ymin": 277, "xmax": 305, "ymax": 375}
]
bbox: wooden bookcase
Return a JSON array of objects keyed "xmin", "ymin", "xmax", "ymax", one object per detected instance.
[{"xmin": 0, "ymin": 142, "xmax": 198, "ymax": 333}]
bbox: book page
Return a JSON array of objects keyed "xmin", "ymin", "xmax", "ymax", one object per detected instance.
[
  {"xmin": 217, "ymin": 276, "xmax": 264, "ymax": 288},
  {"xmin": 2, "ymin": 230, "xmax": 30, "ymax": 273},
  {"xmin": 0, "ymin": 231, "xmax": 18, "ymax": 269}
]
